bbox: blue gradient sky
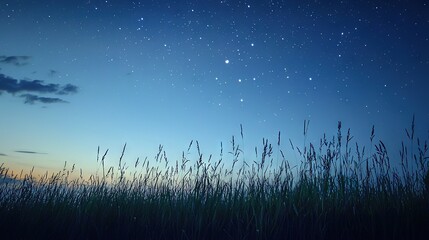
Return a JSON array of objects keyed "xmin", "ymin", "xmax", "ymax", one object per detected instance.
[{"xmin": 1, "ymin": 0, "xmax": 428, "ymax": 177}]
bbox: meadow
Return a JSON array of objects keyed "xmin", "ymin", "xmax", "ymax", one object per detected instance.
[{"xmin": 1, "ymin": 119, "xmax": 428, "ymax": 239}]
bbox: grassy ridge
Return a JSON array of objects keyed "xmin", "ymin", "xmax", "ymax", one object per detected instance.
[{"xmin": 1, "ymin": 120, "xmax": 428, "ymax": 239}]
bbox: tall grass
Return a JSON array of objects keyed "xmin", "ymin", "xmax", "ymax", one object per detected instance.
[{"xmin": 1, "ymin": 119, "xmax": 428, "ymax": 239}]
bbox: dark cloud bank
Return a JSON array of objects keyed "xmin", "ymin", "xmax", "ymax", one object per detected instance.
[
  {"xmin": 0, "ymin": 55, "xmax": 30, "ymax": 66},
  {"xmin": 0, "ymin": 73, "xmax": 78, "ymax": 104},
  {"xmin": 0, "ymin": 54, "xmax": 78, "ymax": 104}
]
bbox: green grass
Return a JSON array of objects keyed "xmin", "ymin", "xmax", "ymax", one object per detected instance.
[{"xmin": 1, "ymin": 119, "xmax": 428, "ymax": 239}]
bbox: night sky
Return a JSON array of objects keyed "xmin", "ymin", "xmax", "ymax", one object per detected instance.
[{"xmin": 1, "ymin": 0, "xmax": 428, "ymax": 177}]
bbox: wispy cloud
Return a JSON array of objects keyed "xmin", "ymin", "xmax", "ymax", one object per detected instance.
[
  {"xmin": 58, "ymin": 84, "xmax": 78, "ymax": 95},
  {"xmin": 0, "ymin": 73, "xmax": 78, "ymax": 104},
  {"xmin": 20, "ymin": 94, "xmax": 68, "ymax": 104},
  {"xmin": 0, "ymin": 55, "xmax": 30, "ymax": 66},
  {"xmin": 48, "ymin": 69, "xmax": 58, "ymax": 77},
  {"xmin": 15, "ymin": 150, "xmax": 46, "ymax": 154}
]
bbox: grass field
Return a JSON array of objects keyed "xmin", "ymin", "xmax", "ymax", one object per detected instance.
[{"xmin": 1, "ymin": 119, "xmax": 428, "ymax": 239}]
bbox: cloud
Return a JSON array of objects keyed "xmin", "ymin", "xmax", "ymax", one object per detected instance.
[
  {"xmin": 0, "ymin": 55, "xmax": 30, "ymax": 66},
  {"xmin": 0, "ymin": 73, "xmax": 78, "ymax": 104},
  {"xmin": 20, "ymin": 94, "xmax": 68, "ymax": 104},
  {"xmin": 0, "ymin": 74, "xmax": 78, "ymax": 95},
  {"xmin": 15, "ymin": 150, "xmax": 46, "ymax": 154},
  {"xmin": 0, "ymin": 153, "xmax": 7, "ymax": 156},
  {"xmin": 58, "ymin": 84, "xmax": 78, "ymax": 95},
  {"xmin": 48, "ymin": 69, "xmax": 58, "ymax": 77}
]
